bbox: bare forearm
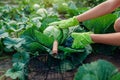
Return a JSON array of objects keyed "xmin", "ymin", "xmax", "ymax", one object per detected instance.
[
  {"xmin": 76, "ymin": 0, "xmax": 120, "ymax": 22},
  {"xmin": 91, "ymin": 33, "xmax": 120, "ymax": 46}
]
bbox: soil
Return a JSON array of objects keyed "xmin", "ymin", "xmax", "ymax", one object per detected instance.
[
  {"xmin": 0, "ymin": 58, "xmax": 12, "ymax": 76},
  {"xmin": 28, "ymin": 71, "xmax": 75, "ymax": 80}
]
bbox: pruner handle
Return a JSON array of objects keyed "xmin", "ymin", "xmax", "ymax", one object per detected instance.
[{"xmin": 52, "ymin": 40, "xmax": 58, "ymax": 55}]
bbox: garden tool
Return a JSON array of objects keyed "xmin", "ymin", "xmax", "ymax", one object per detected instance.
[{"xmin": 52, "ymin": 40, "xmax": 58, "ymax": 55}]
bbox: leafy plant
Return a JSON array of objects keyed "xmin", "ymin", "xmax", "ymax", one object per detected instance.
[
  {"xmin": 53, "ymin": 1, "xmax": 79, "ymax": 17},
  {"xmin": 5, "ymin": 62, "xmax": 25, "ymax": 80},
  {"xmin": 0, "ymin": 30, "xmax": 9, "ymax": 55},
  {"xmin": 83, "ymin": 14, "xmax": 117, "ymax": 34},
  {"xmin": 12, "ymin": 51, "xmax": 30, "ymax": 63},
  {"xmin": 3, "ymin": 37, "xmax": 25, "ymax": 52},
  {"xmin": 0, "ymin": 30, "xmax": 9, "ymax": 38},
  {"xmin": 74, "ymin": 0, "xmax": 105, "ymax": 7},
  {"xmin": 110, "ymin": 73, "xmax": 120, "ymax": 80},
  {"xmin": 43, "ymin": 26, "xmax": 63, "ymax": 43},
  {"xmin": 40, "ymin": 16, "xmax": 59, "ymax": 31},
  {"xmin": 21, "ymin": 27, "xmax": 53, "ymax": 53},
  {"xmin": 74, "ymin": 60, "xmax": 118, "ymax": 80}
]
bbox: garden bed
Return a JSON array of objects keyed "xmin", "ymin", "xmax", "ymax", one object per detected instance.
[
  {"xmin": 0, "ymin": 0, "xmax": 120, "ymax": 80},
  {"xmin": 0, "ymin": 51, "xmax": 120, "ymax": 80}
]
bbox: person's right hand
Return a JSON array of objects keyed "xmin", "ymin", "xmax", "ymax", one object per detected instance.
[
  {"xmin": 71, "ymin": 32, "xmax": 94, "ymax": 49},
  {"xmin": 49, "ymin": 17, "xmax": 79, "ymax": 29}
]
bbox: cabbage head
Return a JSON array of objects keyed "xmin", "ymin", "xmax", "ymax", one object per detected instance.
[
  {"xmin": 43, "ymin": 26, "xmax": 62, "ymax": 43},
  {"xmin": 74, "ymin": 60, "xmax": 118, "ymax": 80}
]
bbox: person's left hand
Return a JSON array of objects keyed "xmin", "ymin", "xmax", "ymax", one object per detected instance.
[{"xmin": 49, "ymin": 17, "xmax": 79, "ymax": 29}]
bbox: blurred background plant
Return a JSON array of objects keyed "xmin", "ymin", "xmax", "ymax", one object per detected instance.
[
  {"xmin": 0, "ymin": 0, "xmax": 105, "ymax": 7},
  {"xmin": 74, "ymin": 0, "xmax": 105, "ymax": 7}
]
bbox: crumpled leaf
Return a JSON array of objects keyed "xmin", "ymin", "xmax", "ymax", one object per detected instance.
[
  {"xmin": 83, "ymin": 14, "xmax": 117, "ymax": 34},
  {"xmin": 21, "ymin": 27, "xmax": 52, "ymax": 52},
  {"xmin": 34, "ymin": 30, "xmax": 54, "ymax": 48},
  {"xmin": 12, "ymin": 51, "xmax": 30, "ymax": 63},
  {"xmin": 3, "ymin": 37, "xmax": 25, "ymax": 49},
  {"xmin": 5, "ymin": 62, "xmax": 25, "ymax": 80},
  {"xmin": 0, "ymin": 30, "xmax": 9, "ymax": 39},
  {"xmin": 31, "ymin": 17, "xmax": 42, "ymax": 28}
]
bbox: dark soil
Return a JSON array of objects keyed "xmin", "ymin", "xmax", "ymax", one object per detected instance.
[
  {"xmin": 0, "ymin": 57, "xmax": 12, "ymax": 77},
  {"xmin": 28, "ymin": 70, "xmax": 75, "ymax": 80}
]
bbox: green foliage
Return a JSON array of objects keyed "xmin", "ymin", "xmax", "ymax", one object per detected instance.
[
  {"xmin": 21, "ymin": 27, "xmax": 53, "ymax": 52},
  {"xmin": 5, "ymin": 62, "xmax": 25, "ymax": 80},
  {"xmin": 0, "ymin": 30, "xmax": 9, "ymax": 55},
  {"xmin": 0, "ymin": 40, "xmax": 4, "ymax": 55},
  {"xmin": 58, "ymin": 60, "xmax": 75, "ymax": 72},
  {"xmin": 74, "ymin": 60, "xmax": 118, "ymax": 80},
  {"xmin": 0, "ymin": 30, "xmax": 9, "ymax": 38},
  {"xmin": 56, "ymin": 45, "xmax": 92, "ymax": 71},
  {"xmin": 83, "ymin": 14, "xmax": 117, "ymax": 34},
  {"xmin": 3, "ymin": 37, "xmax": 25, "ymax": 52},
  {"xmin": 59, "ymin": 46, "xmax": 84, "ymax": 54},
  {"xmin": 40, "ymin": 16, "xmax": 59, "ymax": 31},
  {"xmin": 60, "ymin": 29, "xmax": 69, "ymax": 44},
  {"xmin": 12, "ymin": 51, "xmax": 30, "ymax": 63},
  {"xmin": 53, "ymin": 1, "xmax": 79, "ymax": 16},
  {"xmin": 73, "ymin": 0, "xmax": 105, "ymax": 7},
  {"xmin": 43, "ymin": 26, "xmax": 63, "ymax": 43},
  {"xmin": 25, "ymin": 42, "xmax": 46, "ymax": 52},
  {"xmin": 34, "ymin": 30, "xmax": 54, "ymax": 48},
  {"xmin": 110, "ymin": 73, "xmax": 120, "ymax": 80}
]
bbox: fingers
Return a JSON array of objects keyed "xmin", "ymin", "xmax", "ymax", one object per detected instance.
[
  {"xmin": 48, "ymin": 21, "xmax": 61, "ymax": 29},
  {"xmin": 49, "ymin": 22, "xmax": 58, "ymax": 26},
  {"xmin": 71, "ymin": 32, "xmax": 80, "ymax": 38}
]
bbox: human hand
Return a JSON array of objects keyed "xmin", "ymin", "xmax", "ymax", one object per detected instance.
[
  {"xmin": 71, "ymin": 32, "xmax": 94, "ymax": 49},
  {"xmin": 49, "ymin": 17, "xmax": 79, "ymax": 29}
]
